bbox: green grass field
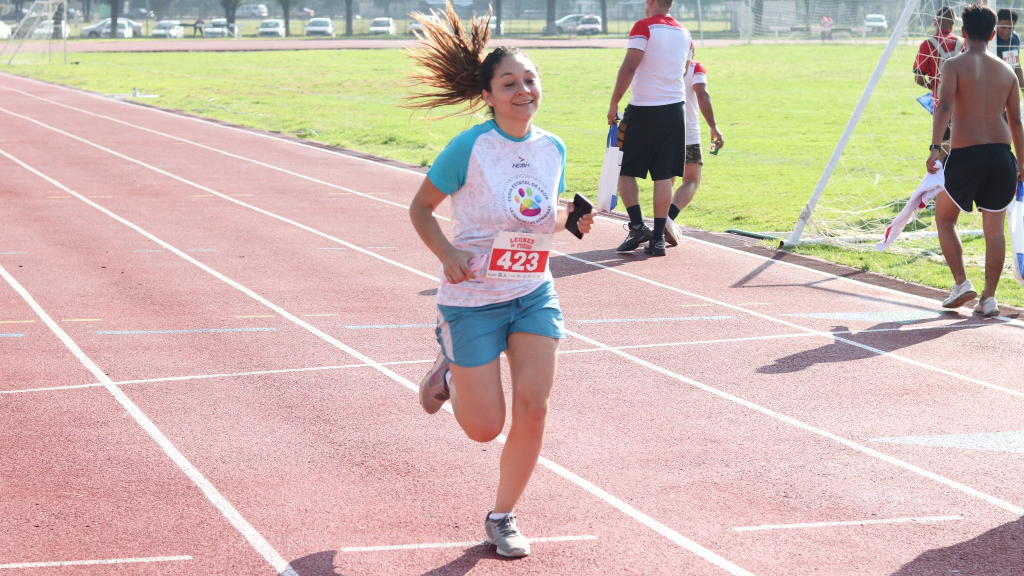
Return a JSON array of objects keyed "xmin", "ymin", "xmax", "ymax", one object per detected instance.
[{"xmin": 8, "ymin": 43, "xmax": 1023, "ymax": 307}]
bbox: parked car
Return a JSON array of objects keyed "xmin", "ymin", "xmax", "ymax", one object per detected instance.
[
  {"xmin": 577, "ymin": 14, "xmax": 601, "ymax": 35},
  {"xmin": 81, "ymin": 18, "xmax": 142, "ymax": 38},
  {"xmin": 864, "ymin": 14, "xmax": 887, "ymax": 31},
  {"xmin": 487, "ymin": 19, "xmax": 504, "ymax": 34},
  {"xmin": 100, "ymin": 20, "xmax": 132, "ymax": 37},
  {"xmin": 367, "ymin": 17, "xmax": 395, "ymax": 35},
  {"xmin": 31, "ymin": 19, "xmax": 69, "ymax": 38},
  {"xmin": 257, "ymin": 19, "xmax": 286, "ymax": 37},
  {"xmin": 304, "ymin": 17, "xmax": 334, "ymax": 36},
  {"xmin": 291, "ymin": 7, "xmax": 314, "ymax": 18},
  {"xmin": 204, "ymin": 18, "xmax": 239, "ymax": 37},
  {"xmin": 151, "ymin": 19, "xmax": 184, "ymax": 38},
  {"xmin": 0, "ymin": 20, "xmax": 10, "ymax": 39},
  {"xmin": 0, "ymin": 8, "xmax": 28, "ymax": 22},
  {"xmin": 237, "ymin": 4, "xmax": 268, "ymax": 18},
  {"xmin": 407, "ymin": 13, "xmax": 440, "ymax": 35},
  {"xmin": 554, "ymin": 13, "xmax": 585, "ymax": 33}
]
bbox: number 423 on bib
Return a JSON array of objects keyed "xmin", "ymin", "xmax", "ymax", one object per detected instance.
[{"xmin": 486, "ymin": 231, "xmax": 553, "ymax": 280}]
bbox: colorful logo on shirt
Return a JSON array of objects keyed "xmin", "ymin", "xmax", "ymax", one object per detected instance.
[
  {"xmin": 515, "ymin": 187, "xmax": 543, "ymax": 217},
  {"xmin": 512, "ymin": 156, "xmax": 532, "ymax": 169},
  {"xmin": 504, "ymin": 176, "xmax": 552, "ymax": 225}
]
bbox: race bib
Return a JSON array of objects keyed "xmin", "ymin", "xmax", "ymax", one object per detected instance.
[
  {"xmin": 485, "ymin": 231, "xmax": 552, "ymax": 280},
  {"xmin": 1005, "ymin": 49, "xmax": 1020, "ymax": 67}
]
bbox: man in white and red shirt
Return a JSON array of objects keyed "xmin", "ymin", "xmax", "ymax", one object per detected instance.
[
  {"xmin": 664, "ymin": 60, "xmax": 724, "ymax": 244},
  {"xmin": 607, "ymin": 0, "xmax": 692, "ymax": 257},
  {"xmin": 914, "ymin": 6, "xmax": 962, "ymax": 154}
]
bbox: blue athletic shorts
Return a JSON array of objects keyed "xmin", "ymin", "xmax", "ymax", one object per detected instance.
[{"xmin": 435, "ymin": 280, "xmax": 564, "ymax": 368}]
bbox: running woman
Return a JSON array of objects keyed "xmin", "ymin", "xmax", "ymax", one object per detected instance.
[{"xmin": 405, "ymin": 4, "xmax": 595, "ymax": 558}]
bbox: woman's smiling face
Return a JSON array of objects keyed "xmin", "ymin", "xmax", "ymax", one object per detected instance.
[{"xmin": 482, "ymin": 53, "xmax": 541, "ymax": 125}]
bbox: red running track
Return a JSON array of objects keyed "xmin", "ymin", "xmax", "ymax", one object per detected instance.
[{"xmin": 2, "ymin": 72, "xmax": 1024, "ymax": 576}]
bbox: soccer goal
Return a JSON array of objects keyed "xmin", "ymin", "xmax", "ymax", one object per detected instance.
[
  {"xmin": 0, "ymin": 0, "xmax": 69, "ymax": 66},
  {"xmin": 779, "ymin": 0, "xmax": 1004, "ymax": 265}
]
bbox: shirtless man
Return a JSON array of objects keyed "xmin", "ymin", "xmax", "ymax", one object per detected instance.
[{"xmin": 927, "ymin": 3, "xmax": 1024, "ymax": 316}]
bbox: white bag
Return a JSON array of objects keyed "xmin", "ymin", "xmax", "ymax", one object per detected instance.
[
  {"xmin": 1010, "ymin": 181, "xmax": 1024, "ymax": 287},
  {"xmin": 596, "ymin": 124, "xmax": 621, "ymax": 212}
]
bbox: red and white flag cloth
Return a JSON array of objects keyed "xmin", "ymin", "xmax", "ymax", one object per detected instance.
[{"xmin": 877, "ymin": 162, "xmax": 945, "ymax": 250}]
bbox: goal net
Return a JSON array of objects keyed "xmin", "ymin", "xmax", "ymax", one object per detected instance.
[
  {"xmin": 0, "ymin": 0, "xmax": 68, "ymax": 66},
  {"xmin": 775, "ymin": 0, "xmax": 1011, "ymax": 268}
]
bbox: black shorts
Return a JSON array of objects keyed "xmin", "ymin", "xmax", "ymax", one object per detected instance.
[
  {"xmin": 944, "ymin": 143, "xmax": 1017, "ymax": 212},
  {"xmin": 618, "ymin": 102, "xmax": 686, "ymax": 181}
]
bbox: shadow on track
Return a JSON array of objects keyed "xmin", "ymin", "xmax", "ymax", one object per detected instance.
[
  {"xmin": 284, "ymin": 545, "xmax": 512, "ymax": 576},
  {"xmin": 757, "ymin": 315, "xmax": 982, "ymax": 374},
  {"xmin": 550, "ymin": 249, "xmax": 649, "ymax": 279},
  {"xmin": 890, "ymin": 516, "xmax": 1024, "ymax": 575}
]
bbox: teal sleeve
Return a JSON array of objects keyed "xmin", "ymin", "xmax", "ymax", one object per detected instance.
[{"xmin": 426, "ymin": 126, "xmax": 485, "ymax": 195}]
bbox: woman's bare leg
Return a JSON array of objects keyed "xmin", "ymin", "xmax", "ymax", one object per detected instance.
[{"xmin": 493, "ymin": 332, "xmax": 559, "ymax": 513}]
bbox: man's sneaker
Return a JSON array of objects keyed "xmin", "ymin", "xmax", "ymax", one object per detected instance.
[
  {"xmin": 484, "ymin": 511, "xmax": 530, "ymax": 558},
  {"xmin": 664, "ymin": 219, "xmax": 681, "ymax": 247},
  {"xmin": 974, "ymin": 296, "xmax": 999, "ymax": 316},
  {"xmin": 615, "ymin": 223, "xmax": 653, "ymax": 252},
  {"xmin": 941, "ymin": 280, "xmax": 976, "ymax": 309},
  {"xmin": 644, "ymin": 237, "xmax": 667, "ymax": 257},
  {"xmin": 418, "ymin": 350, "xmax": 450, "ymax": 414}
]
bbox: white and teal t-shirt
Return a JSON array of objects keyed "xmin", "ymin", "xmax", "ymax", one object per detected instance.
[{"xmin": 427, "ymin": 120, "xmax": 566, "ymax": 307}]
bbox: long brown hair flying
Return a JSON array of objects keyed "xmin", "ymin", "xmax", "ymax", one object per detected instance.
[{"xmin": 404, "ymin": 2, "xmax": 494, "ymax": 117}]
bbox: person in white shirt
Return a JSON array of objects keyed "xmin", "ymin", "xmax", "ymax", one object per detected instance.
[
  {"xmin": 406, "ymin": 4, "xmax": 594, "ymax": 558},
  {"xmin": 664, "ymin": 60, "xmax": 724, "ymax": 245},
  {"xmin": 607, "ymin": 0, "xmax": 692, "ymax": 257}
]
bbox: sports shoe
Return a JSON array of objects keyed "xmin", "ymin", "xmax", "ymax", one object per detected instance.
[
  {"xmin": 941, "ymin": 280, "xmax": 976, "ymax": 309},
  {"xmin": 615, "ymin": 223, "xmax": 653, "ymax": 252},
  {"xmin": 484, "ymin": 511, "xmax": 530, "ymax": 558},
  {"xmin": 974, "ymin": 296, "xmax": 999, "ymax": 317},
  {"xmin": 664, "ymin": 219, "xmax": 681, "ymax": 247},
  {"xmin": 418, "ymin": 350, "xmax": 450, "ymax": 414},
  {"xmin": 644, "ymin": 237, "xmax": 667, "ymax": 257}
]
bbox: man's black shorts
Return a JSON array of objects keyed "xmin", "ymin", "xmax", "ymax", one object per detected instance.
[
  {"xmin": 618, "ymin": 102, "xmax": 686, "ymax": 181},
  {"xmin": 944, "ymin": 143, "xmax": 1017, "ymax": 212}
]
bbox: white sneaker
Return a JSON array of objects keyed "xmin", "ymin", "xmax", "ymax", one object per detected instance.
[
  {"xmin": 664, "ymin": 219, "xmax": 681, "ymax": 247},
  {"xmin": 941, "ymin": 280, "xmax": 976, "ymax": 309},
  {"xmin": 484, "ymin": 511, "xmax": 530, "ymax": 558},
  {"xmin": 974, "ymin": 296, "xmax": 999, "ymax": 317}
]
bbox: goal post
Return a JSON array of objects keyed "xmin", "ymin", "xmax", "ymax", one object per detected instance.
[
  {"xmin": 1, "ymin": 0, "xmax": 69, "ymax": 66},
  {"xmin": 784, "ymin": 0, "xmax": 920, "ymax": 248}
]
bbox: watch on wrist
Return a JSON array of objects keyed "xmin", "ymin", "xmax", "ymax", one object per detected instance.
[{"xmin": 929, "ymin": 144, "xmax": 943, "ymax": 151}]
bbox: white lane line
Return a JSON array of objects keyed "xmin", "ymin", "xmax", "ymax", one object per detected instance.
[
  {"xmin": 5, "ymin": 85, "xmax": 1022, "ymax": 559},
  {"xmin": 563, "ymin": 328, "xmax": 1024, "ymax": 517},
  {"xmin": 575, "ymin": 316, "xmax": 732, "ymax": 324},
  {"xmin": 0, "ymin": 84, "xmax": 415, "ymax": 210},
  {"xmin": 4, "ymin": 98, "xmax": 1020, "ymax": 400},
  {"xmin": 2, "ymin": 76, "xmax": 1013, "ymax": 326},
  {"xmin": 5, "ymin": 75, "xmax": 1024, "ymax": 335},
  {"xmin": 0, "ymin": 555, "xmax": 192, "ymax": 569},
  {"xmin": 0, "ymin": 152, "xmax": 756, "ymax": 576},
  {"xmin": 0, "ymin": 359, "xmax": 436, "ymax": 395},
  {"xmin": 340, "ymin": 535, "xmax": 597, "ymax": 553},
  {"xmin": 8, "ymin": 108, "xmax": 1024, "ymax": 525},
  {"xmin": 733, "ymin": 515, "xmax": 963, "ymax": 532},
  {"xmin": 0, "ymin": 105, "xmax": 432, "ymax": 282},
  {"xmin": 0, "ymin": 149, "xmax": 302, "ymax": 576},
  {"xmin": 551, "ymin": 250, "xmax": 1024, "ymax": 399}
]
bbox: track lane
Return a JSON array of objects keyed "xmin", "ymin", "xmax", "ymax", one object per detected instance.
[{"xmin": 6, "ymin": 69, "xmax": 1024, "ymax": 569}]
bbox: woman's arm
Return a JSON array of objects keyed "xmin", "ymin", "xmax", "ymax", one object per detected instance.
[{"xmin": 409, "ymin": 177, "xmax": 477, "ymax": 284}]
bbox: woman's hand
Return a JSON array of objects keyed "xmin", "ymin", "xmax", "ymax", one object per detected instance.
[
  {"xmin": 566, "ymin": 201, "xmax": 596, "ymax": 235},
  {"xmin": 441, "ymin": 247, "xmax": 477, "ymax": 284}
]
